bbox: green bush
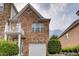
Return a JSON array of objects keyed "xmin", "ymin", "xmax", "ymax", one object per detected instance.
[
  {"xmin": 50, "ymin": 35, "xmax": 58, "ymax": 40},
  {"xmin": 62, "ymin": 48, "xmax": 73, "ymax": 53},
  {"xmin": 48, "ymin": 40, "xmax": 61, "ymax": 54},
  {"xmin": 62, "ymin": 45, "xmax": 79, "ymax": 53},
  {"xmin": 0, "ymin": 40, "xmax": 19, "ymax": 56}
]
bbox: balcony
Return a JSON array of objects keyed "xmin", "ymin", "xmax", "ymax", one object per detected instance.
[
  {"xmin": 4, "ymin": 23, "xmax": 24, "ymax": 35},
  {"xmin": 4, "ymin": 22, "xmax": 25, "ymax": 56}
]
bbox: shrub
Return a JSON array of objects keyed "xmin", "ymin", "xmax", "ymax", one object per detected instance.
[
  {"xmin": 48, "ymin": 40, "xmax": 61, "ymax": 54},
  {"xmin": 0, "ymin": 40, "xmax": 19, "ymax": 56},
  {"xmin": 62, "ymin": 45, "xmax": 79, "ymax": 53},
  {"xmin": 62, "ymin": 48, "xmax": 73, "ymax": 53},
  {"xmin": 50, "ymin": 35, "xmax": 58, "ymax": 40}
]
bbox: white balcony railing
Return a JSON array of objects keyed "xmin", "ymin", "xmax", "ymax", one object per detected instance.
[{"xmin": 4, "ymin": 23, "xmax": 24, "ymax": 35}]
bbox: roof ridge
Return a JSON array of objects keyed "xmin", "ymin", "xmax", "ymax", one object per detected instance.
[{"xmin": 13, "ymin": 3, "xmax": 44, "ymax": 19}]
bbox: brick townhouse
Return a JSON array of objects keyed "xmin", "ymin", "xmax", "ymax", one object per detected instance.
[{"xmin": 0, "ymin": 3, "xmax": 50, "ymax": 56}]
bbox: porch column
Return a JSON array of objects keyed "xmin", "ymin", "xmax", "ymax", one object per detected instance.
[
  {"xmin": 4, "ymin": 34, "xmax": 7, "ymax": 41},
  {"xmin": 18, "ymin": 34, "xmax": 21, "ymax": 56},
  {"xmin": 4, "ymin": 23, "xmax": 8, "ymax": 41}
]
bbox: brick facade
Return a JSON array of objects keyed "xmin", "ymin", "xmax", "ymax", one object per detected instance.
[
  {"xmin": 0, "ymin": 3, "xmax": 50, "ymax": 56},
  {"xmin": 59, "ymin": 23, "xmax": 79, "ymax": 48},
  {"xmin": 0, "ymin": 3, "xmax": 11, "ymax": 39},
  {"xmin": 18, "ymin": 7, "xmax": 50, "ymax": 55}
]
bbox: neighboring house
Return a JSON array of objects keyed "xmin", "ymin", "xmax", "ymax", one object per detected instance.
[
  {"xmin": 59, "ymin": 20, "xmax": 79, "ymax": 48},
  {"xmin": 0, "ymin": 3, "xmax": 50, "ymax": 56},
  {"xmin": 0, "ymin": 3, "xmax": 18, "ymax": 39}
]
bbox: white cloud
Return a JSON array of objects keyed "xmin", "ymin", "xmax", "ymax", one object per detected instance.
[
  {"xmin": 14, "ymin": 3, "xmax": 27, "ymax": 11},
  {"xmin": 32, "ymin": 3, "xmax": 68, "ymax": 31}
]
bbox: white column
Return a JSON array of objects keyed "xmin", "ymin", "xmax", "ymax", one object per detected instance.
[
  {"xmin": 18, "ymin": 34, "xmax": 21, "ymax": 56},
  {"xmin": 4, "ymin": 34, "xmax": 7, "ymax": 41},
  {"xmin": 4, "ymin": 23, "xmax": 8, "ymax": 41}
]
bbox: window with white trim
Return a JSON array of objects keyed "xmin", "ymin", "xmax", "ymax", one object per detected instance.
[
  {"xmin": 0, "ymin": 3, "xmax": 4, "ymax": 11},
  {"xmin": 32, "ymin": 23, "xmax": 44, "ymax": 32},
  {"xmin": 66, "ymin": 33, "xmax": 69, "ymax": 39},
  {"xmin": 16, "ymin": 23, "xmax": 21, "ymax": 32}
]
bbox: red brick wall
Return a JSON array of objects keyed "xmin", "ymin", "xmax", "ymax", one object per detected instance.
[
  {"xmin": 59, "ymin": 24, "xmax": 79, "ymax": 48},
  {"xmin": 18, "ymin": 7, "xmax": 49, "ymax": 55},
  {"xmin": 0, "ymin": 3, "xmax": 11, "ymax": 38}
]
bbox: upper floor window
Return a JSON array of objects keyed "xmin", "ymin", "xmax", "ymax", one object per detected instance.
[
  {"xmin": 32, "ymin": 23, "xmax": 44, "ymax": 32},
  {"xmin": 0, "ymin": 3, "xmax": 4, "ymax": 12}
]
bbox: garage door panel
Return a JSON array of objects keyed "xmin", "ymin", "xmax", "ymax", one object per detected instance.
[{"xmin": 29, "ymin": 44, "xmax": 46, "ymax": 56}]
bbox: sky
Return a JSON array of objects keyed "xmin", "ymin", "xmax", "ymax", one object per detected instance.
[{"xmin": 14, "ymin": 3, "xmax": 79, "ymax": 36}]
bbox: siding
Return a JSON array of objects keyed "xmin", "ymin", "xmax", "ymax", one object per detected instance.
[{"xmin": 10, "ymin": 4, "xmax": 17, "ymax": 19}]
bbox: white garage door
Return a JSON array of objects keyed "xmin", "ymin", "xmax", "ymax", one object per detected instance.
[{"xmin": 29, "ymin": 44, "xmax": 46, "ymax": 56}]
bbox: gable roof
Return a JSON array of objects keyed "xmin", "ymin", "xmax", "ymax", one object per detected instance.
[
  {"xmin": 13, "ymin": 3, "xmax": 50, "ymax": 21},
  {"xmin": 58, "ymin": 19, "xmax": 79, "ymax": 38},
  {"xmin": 11, "ymin": 3, "xmax": 18, "ymax": 14},
  {"xmin": 8, "ymin": 3, "xmax": 18, "ymax": 22},
  {"xmin": 14, "ymin": 3, "xmax": 44, "ymax": 18}
]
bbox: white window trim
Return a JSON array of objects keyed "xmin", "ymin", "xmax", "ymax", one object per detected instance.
[
  {"xmin": 66, "ymin": 33, "xmax": 69, "ymax": 39},
  {"xmin": 32, "ymin": 23, "xmax": 44, "ymax": 32}
]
